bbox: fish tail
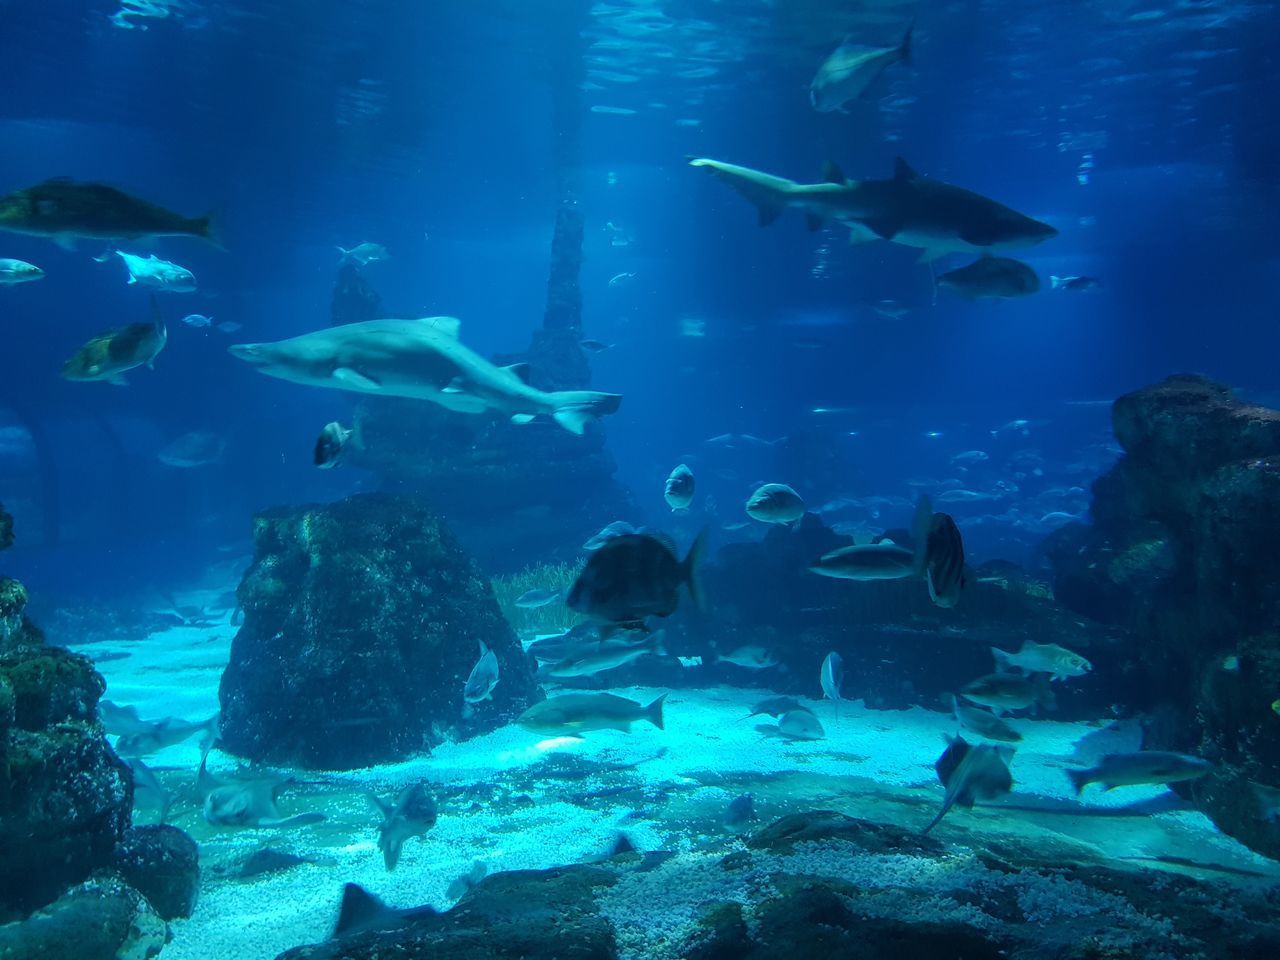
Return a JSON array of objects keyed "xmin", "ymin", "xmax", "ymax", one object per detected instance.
[
  {"xmin": 1050, "ymin": 275, "xmax": 1062, "ymax": 288},
  {"xmin": 548, "ymin": 390, "xmax": 623, "ymax": 434},
  {"xmin": 899, "ymin": 20, "xmax": 914, "ymax": 63},
  {"xmin": 644, "ymin": 693, "xmax": 667, "ymax": 731},
  {"xmin": 196, "ymin": 211, "xmax": 223, "ymax": 249},
  {"xmin": 1066, "ymin": 768, "xmax": 1091, "ymax": 795},
  {"xmin": 991, "ymin": 646, "xmax": 1013, "ymax": 672},
  {"xmin": 683, "ymin": 528, "xmax": 709, "ymax": 611},
  {"xmin": 921, "ymin": 792, "xmax": 957, "ymax": 835}
]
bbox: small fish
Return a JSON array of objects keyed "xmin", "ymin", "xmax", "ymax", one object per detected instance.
[
  {"xmin": 368, "ymin": 782, "xmax": 437, "ymax": 871},
  {"xmin": 757, "ymin": 707, "xmax": 824, "ymax": 741},
  {"xmin": 180, "ymin": 313, "xmax": 213, "ymax": 328},
  {"xmin": 463, "ymin": 641, "xmax": 500, "ymax": 705},
  {"xmin": 724, "ymin": 793, "xmax": 757, "ymax": 828},
  {"xmin": 583, "ymin": 520, "xmax": 638, "ymax": 551},
  {"xmin": 446, "ymin": 861, "xmax": 488, "ymax": 900},
  {"xmin": 871, "ymin": 299, "xmax": 909, "ymax": 319},
  {"xmin": 112, "ymin": 712, "xmax": 219, "ymax": 756},
  {"xmin": 950, "ymin": 450, "xmax": 989, "ymax": 465},
  {"xmin": 992, "ymin": 640, "xmax": 1091, "ymax": 681},
  {"xmin": 718, "ymin": 645, "xmax": 777, "ymax": 670},
  {"xmin": 809, "ymin": 541, "xmax": 918, "ymax": 581},
  {"xmin": 820, "ymin": 652, "xmax": 844, "ymax": 710},
  {"xmin": 946, "ymin": 694, "xmax": 1021, "ymax": 743},
  {"xmin": 810, "ymin": 23, "xmax": 913, "ymax": 112},
  {"xmin": 1066, "ymin": 751, "xmax": 1212, "ymax": 794},
  {"xmin": 745, "ymin": 483, "xmax": 805, "ymax": 525},
  {"xmin": 922, "ymin": 734, "xmax": 1014, "ymax": 834},
  {"xmin": 314, "ymin": 421, "xmax": 354, "ymax": 469},
  {"xmin": 514, "ymin": 588, "xmax": 562, "ymax": 609},
  {"xmin": 0, "ymin": 258, "xmax": 43, "ymax": 284},
  {"xmin": 516, "ymin": 691, "xmax": 666, "ymax": 734},
  {"xmin": 664, "ymin": 463, "xmax": 695, "ymax": 512},
  {"xmin": 567, "ymin": 532, "xmax": 705, "ymax": 626},
  {"xmin": 336, "ymin": 242, "xmax": 388, "ymax": 266},
  {"xmin": 1050, "ymin": 275, "xmax": 1101, "ymax": 292},
  {"xmin": 607, "ymin": 272, "xmax": 636, "ymax": 287},
  {"xmin": 116, "ymin": 250, "xmax": 197, "ymax": 292},
  {"xmin": 937, "ymin": 256, "xmax": 1039, "ymax": 299},
  {"xmin": 959, "ymin": 672, "xmax": 1052, "ymax": 716},
  {"xmin": 742, "ymin": 695, "xmax": 803, "ymax": 719},
  {"xmin": 680, "ymin": 317, "xmax": 706, "ymax": 338},
  {"xmin": 580, "ymin": 339, "xmax": 615, "ymax": 353}
]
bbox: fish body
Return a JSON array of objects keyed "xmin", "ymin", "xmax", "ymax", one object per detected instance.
[
  {"xmin": 63, "ymin": 313, "xmax": 167, "ymax": 385},
  {"xmin": 567, "ymin": 531, "xmax": 705, "ymax": 624},
  {"xmin": 1050, "ymin": 274, "xmax": 1101, "ymax": 292},
  {"xmin": 992, "ymin": 640, "xmax": 1091, "ymax": 681},
  {"xmin": 0, "ymin": 258, "xmax": 43, "ymax": 284},
  {"xmin": 820, "ymin": 652, "xmax": 844, "ymax": 704},
  {"xmin": 314, "ymin": 421, "xmax": 354, "ymax": 468},
  {"xmin": 516, "ymin": 691, "xmax": 666, "ymax": 734},
  {"xmin": 112, "ymin": 712, "xmax": 218, "ymax": 756},
  {"xmin": 947, "ymin": 694, "xmax": 1021, "ymax": 743},
  {"xmin": 743, "ymin": 695, "xmax": 803, "ymax": 718},
  {"xmin": 116, "ymin": 250, "xmax": 196, "ymax": 291},
  {"xmin": 1067, "ymin": 751, "xmax": 1211, "ymax": 794},
  {"xmin": 583, "ymin": 520, "xmax": 638, "ymax": 551},
  {"xmin": 126, "ymin": 757, "xmax": 174, "ymax": 824},
  {"xmin": 337, "ymin": 242, "xmax": 388, "ymax": 266},
  {"xmin": 746, "ymin": 483, "xmax": 805, "ymax": 524},
  {"xmin": 922, "ymin": 734, "xmax": 1014, "ymax": 834},
  {"xmin": 719, "ymin": 645, "xmax": 777, "ymax": 670},
  {"xmin": 158, "ymin": 430, "xmax": 225, "ymax": 467},
  {"xmin": 0, "ymin": 178, "xmax": 214, "ymax": 245},
  {"xmin": 664, "ymin": 463, "xmax": 695, "ymax": 511},
  {"xmin": 515, "ymin": 588, "xmax": 562, "ymax": 609},
  {"xmin": 198, "ymin": 746, "xmax": 325, "ymax": 829},
  {"xmin": 810, "ymin": 23, "xmax": 912, "ymax": 112},
  {"xmin": 463, "ymin": 641, "xmax": 500, "ymax": 704},
  {"xmin": 758, "ymin": 707, "xmax": 824, "ymax": 741},
  {"xmin": 181, "ymin": 313, "xmax": 213, "ymax": 328},
  {"xmin": 229, "ymin": 317, "xmax": 622, "ymax": 435},
  {"xmin": 690, "ymin": 157, "xmax": 1056, "ymax": 262},
  {"xmin": 960, "ymin": 672, "xmax": 1051, "ymax": 715},
  {"xmin": 580, "ymin": 339, "xmax": 614, "ymax": 353},
  {"xmin": 937, "ymin": 256, "xmax": 1039, "ymax": 299},
  {"xmin": 446, "ymin": 861, "xmax": 488, "ymax": 900},
  {"xmin": 369, "ymin": 782, "xmax": 437, "ymax": 871},
  {"xmin": 810, "ymin": 541, "xmax": 917, "ymax": 580},
  {"xmin": 544, "ymin": 632, "xmax": 664, "ymax": 678},
  {"xmin": 724, "ymin": 793, "xmax": 757, "ymax": 827},
  {"xmin": 922, "ymin": 507, "xmax": 966, "ymax": 607}
]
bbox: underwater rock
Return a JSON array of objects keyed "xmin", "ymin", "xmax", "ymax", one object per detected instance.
[
  {"xmin": 746, "ymin": 810, "xmax": 943, "ymax": 858},
  {"xmin": 275, "ymin": 864, "xmax": 618, "ymax": 960},
  {"xmin": 0, "ymin": 503, "xmax": 12, "ymax": 551},
  {"xmin": 0, "ymin": 624, "xmax": 131, "ymax": 921},
  {"xmin": 113, "ymin": 823, "xmax": 200, "ymax": 920},
  {"xmin": 0, "ymin": 874, "xmax": 167, "ymax": 960},
  {"xmin": 218, "ymin": 492, "xmax": 539, "ymax": 769}
]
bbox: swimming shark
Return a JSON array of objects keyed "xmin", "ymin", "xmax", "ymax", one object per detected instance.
[
  {"xmin": 690, "ymin": 157, "xmax": 1057, "ymax": 262},
  {"xmin": 922, "ymin": 734, "xmax": 1014, "ymax": 834},
  {"xmin": 197, "ymin": 744, "xmax": 327, "ymax": 829},
  {"xmin": 368, "ymin": 782, "xmax": 437, "ymax": 871},
  {"xmin": 228, "ymin": 317, "xmax": 622, "ymax": 434}
]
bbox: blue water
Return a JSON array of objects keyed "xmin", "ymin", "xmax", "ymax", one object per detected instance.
[{"xmin": 1, "ymin": 0, "xmax": 1277, "ymax": 593}]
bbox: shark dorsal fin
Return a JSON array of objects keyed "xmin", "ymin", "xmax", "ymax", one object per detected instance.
[
  {"xmin": 893, "ymin": 157, "xmax": 918, "ymax": 182},
  {"xmin": 420, "ymin": 316, "xmax": 460, "ymax": 338},
  {"xmin": 502, "ymin": 362, "xmax": 531, "ymax": 385},
  {"xmin": 821, "ymin": 161, "xmax": 847, "ymax": 185},
  {"xmin": 333, "ymin": 883, "xmax": 396, "ymax": 938}
]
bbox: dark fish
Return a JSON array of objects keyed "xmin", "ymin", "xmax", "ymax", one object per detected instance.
[
  {"xmin": 369, "ymin": 782, "xmax": 437, "ymax": 871},
  {"xmin": 0, "ymin": 177, "xmax": 215, "ymax": 246},
  {"xmin": 62, "ymin": 297, "xmax": 167, "ymax": 385},
  {"xmin": 742, "ymin": 695, "xmax": 804, "ymax": 719},
  {"xmin": 332, "ymin": 883, "xmax": 438, "ymax": 939},
  {"xmin": 960, "ymin": 672, "xmax": 1053, "ymax": 716},
  {"xmin": 314, "ymin": 421, "xmax": 353, "ymax": 468},
  {"xmin": 922, "ymin": 734, "xmax": 1014, "ymax": 834},
  {"xmin": 922, "ymin": 506, "xmax": 966, "ymax": 608},
  {"xmin": 567, "ymin": 531, "xmax": 705, "ymax": 625},
  {"xmin": 937, "ymin": 256, "xmax": 1040, "ymax": 299},
  {"xmin": 724, "ymin": 793, "xmax": 757, "ymax": 827},
  {"xmin": 946, "ymin": 694, "xmax": 1021, "ymax": 743}
]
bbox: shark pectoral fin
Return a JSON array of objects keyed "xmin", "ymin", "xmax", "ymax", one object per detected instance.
[
  {"xmin": 553, "ymin": 408, "xmax": 591, "ymax": 434},
  {"xmin": 805, "ymin": 213, "xmax": 825, "ymax": 232},
  {"xmin": 333, "ymin": 367, "xmax": 381, "ymax": 390},
  {"xmin": 502, "ymin": 362, "xmax": 532, "ymax": 384},
  {"xmin": 511, "ymin": 414, "xmax": 536, "ymax": 424},
  {"xmin": 959, "ymin": 226, "xmax": 999, "ymax": 247},
  {"xmin": 894, "ymin": 157, "xmax": 919, "ymax": 181},
  {"xmin": 862, "ymin": 216, "xmax": 903, "ymax": 241},
  {"xmin": 442, "ymin": 377, "xmax": 465, "ymax": 394},
  {"xmin": 821, "ymin": 161, "xmax": 847, "ymax": 185},
  {"xmin": 127, "ymin": 276, "xmax": 137, "ymax": 284}
]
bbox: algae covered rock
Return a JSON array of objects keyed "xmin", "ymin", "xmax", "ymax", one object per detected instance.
[
  {"xmin": 0, "ymin": 874, "xmax": 166, "ymax": 960},
  {"xmin": 218, "ymin": 492, "xmax": 538, "ymax": 769},
  {"xmin": 114, "ymin": 823, "xmax": 200, "ymax": 920}
]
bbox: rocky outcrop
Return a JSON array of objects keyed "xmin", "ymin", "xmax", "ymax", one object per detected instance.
[
  {"xmin": 218, "ymin": 492, "xmax": 539, "ymax": 769},
  {"xmin": 0, "ymin": 875, "xmax": 167, "ymax": 960},
  {"xmin": 113, "ymin": 824, "xmax": 200, "ymax": 921},
  {"xmin": 0, "ymin": 503, "xmax": 12, "ymax": 552},
  {"xmin": 1044, "ymin": 375, "xmax": 1280, "ymax": 855}
]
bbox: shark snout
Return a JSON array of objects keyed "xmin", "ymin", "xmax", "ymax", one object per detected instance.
[{"xmin": 227, "ymin": 343, "xmax": 266, "ymax": 365}]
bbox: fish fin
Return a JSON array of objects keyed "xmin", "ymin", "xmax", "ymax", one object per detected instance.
[
  {"xmin": 333, "ymin": 883, "xmax": 394, "ymax": 938},
  {"xmin": 262, "ymin": 812, "xmax": 327, "ymax": 829},
  {"xmin": 367, "ymin": 793, "xmax": 393, "ymax": 818},
  {"xmin": 848, "ymin": 228, "xmax": 875, "ymax": 245},
  {"xmin": 862, "ymin": 215, "xmax": 904, "ymax": 241},
  {"xmin": 1066, "ymin": 768, "xmax": 1090, "ymax": 795},
  {"xmin": 197, "ymin": 212, "xmax": 223, "ymax": 249},
  {"xmin": 921, "ymin": 790, "xmax": 958, "ymax": 835},
  {"xmin": 821, "ymin": 161, "xmax": 846, "ymax": 185},
  {"xmin": 805, "ymin": 213, "xmax": 824, "ymax": 232},
  {"xmin": 510, "ymin": 414, "xmax": 536, "ymax": 424},
  {"xmin": 550, "ymin": 390, "xmax": 623, "ymax": 434},
  {"xmin": 54, "ymin": 234, "xmax": 77, "ymax": 251},
  {"xmin": 333, "ymin": 367, "xmax": 381, "ymax": 390},
  {"xmin": 442, "ymin": 377, "xmax": 465, "ymax": 394},
  {"xmin": 1050, "ymin": 275, "xmax": 1062, "ymax": 288},
  {"xmin": 991, "ymin": 647, "xmax": 1013, "ymax": 672},
  {"xmin": 683, "ymin": 528, "xmax": 708, "ymax": 612},
  {"xmin": 757, "ymin": 206, "xmax": 783, "ymax": 227},
  {"xmin": 894, "ymin": 157, "xmax": 919, "ymax": 181},
  {"xmin": 419, "ymin": 316, "xmax": 460, "ymax": 338},
  {"xmin": 127, "ymin": 275, "xmax": 137, "ymax": 284},
  {"xmin": 644, "ymin": 693, "xmax": 667, "ymax": 731},
  {"xmin": 899, "ymin": 20, "xmax": 914, "ymax": 63},
  {"xmin": 916, "ymin": 247, "xmax": 947, "ymax": 264},
  {"xmin": 502, "ymin": 362, "xmax": 532, "ymax": 384}
]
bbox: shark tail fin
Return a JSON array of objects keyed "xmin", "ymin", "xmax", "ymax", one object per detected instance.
[
  {"xmin": 688, "ymin": 157, "xmax": 795, "ymax": 227},
  {"xmin": 682, "ymin": 528, "xmax": 709, "ymax": 611},
  {"xmin": 899, "ymin": 21, "xmax": 914, "ymax": 63},
  {"xmin": 921, "ymin": 790, "xmax": 958, "ymax": 835},
  {"xmin": 549, "ymin": 390, "xmax": 623, "ymax": 434},
  {"xmin": 644, "ymin": 693, "xmax": 668, "ymax": 731},
  {"xmin": 197, "ymin": 212, "xmax": 223, "ymax": 250}
]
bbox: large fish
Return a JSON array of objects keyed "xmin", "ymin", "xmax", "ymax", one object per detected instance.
[
  {"xmin": 0, "ymin": 177, "xmax": 215, "ymax": 247},
  {"xmin": 1066, "ymin": 751, "xmax": 1211, "ymax": 794},
  {"xmin": 810, "ymin": 23, "xmax": 913, "ymax": 112},
  {"xmin": 937, "ymin": 256, "xmax": 1040, "ymax": 299},
  {"xmin": 62, "ymin": 296, "xmax": 167, "ymax": 385},
  {"xmin": 690, "ymin": 157, "xmax": 1056, "ymax": 262},
  {"xmin": 368, "ymin": 782, "xmax": 437, "ymax": 871},
  {"xmin": 516, "ymin": 691, "xmax": 666, "ymax": 734},
  {"xmin": 229, "ymin": 317, "xmax": 622, "ymax": 435},
  {"xmin": 567, "ymin": 531, "xmax": 705, "ymax": 625},
  {"xmin": 922, "ymin": 734, "xmax": 1014, "ymax": 834}
]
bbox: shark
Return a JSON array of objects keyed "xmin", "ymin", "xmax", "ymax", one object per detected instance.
[
  {"xmin": 922, "ymin": 734, "xmax": 1014, "ymax": 834},
  {"xmin": 368, "ymin": 782, "xmax": 438, "ymax": 871},
  {"xmin": 197, "ymin": 744, "xmax": 327, "ymax": 829},
  {"xmin": 228, "ymin": 317, "xmax": 622, "ymax": 434},
  {"xmin": 690, "ymin": 156, "xmax": 1057, "ymax": 262}
]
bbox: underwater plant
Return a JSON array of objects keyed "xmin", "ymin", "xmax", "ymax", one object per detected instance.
[{"xmin": 491, "ymin": 560, "xmax": 586, "ymax": 637}]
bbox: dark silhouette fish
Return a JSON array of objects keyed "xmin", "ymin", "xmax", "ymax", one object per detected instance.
[
  {"xmin": 923, "ymin": 735, "xmax": 1014, "ymax": 834},
  {"xmin": 0, "ymin": 177, "xmax": 215, "ymax": 247},
  {"xmin": 567, "ymin": 531, "xmax": 705, "ymax": 626},
  {"xmin": 937, "ymin": 255, "xmax": 1040, "ymax": 299}
]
